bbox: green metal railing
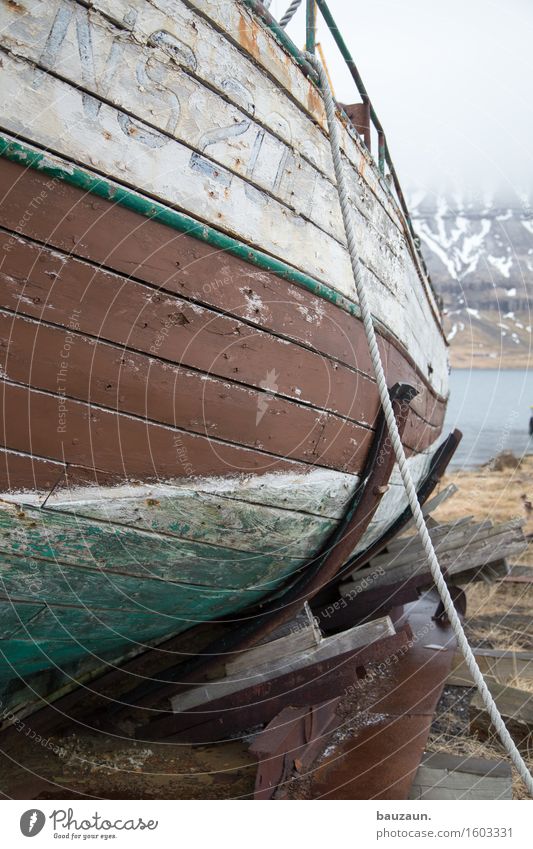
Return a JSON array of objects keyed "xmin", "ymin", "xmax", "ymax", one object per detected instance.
[
  {"xmin": 241, "ymin": 0, "xmax": 431, "ymax": 285},
  {"xmin": 306, "ymin": 0, "xmax": 317, "ymax": 53}
]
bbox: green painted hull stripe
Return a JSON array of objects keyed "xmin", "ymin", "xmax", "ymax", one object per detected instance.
[{"xmin": 0, "ymin": 135, "xmax": 364, "ymax": 321}]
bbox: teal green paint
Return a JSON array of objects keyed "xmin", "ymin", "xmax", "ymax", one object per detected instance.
[
  {"xmin": 0, "ymin": 600, "xmax": 45, "ymax": 638},
  {"xmin": 306, "ymin": 0, "xmax": 317, "ymax": 54},
  {"xmin": 51, "ymin": 491, "xmax": 334, "ymax": 560},
  {"xmin": 0, "ymin": 135, "xmax": 378, "ymax": 328},
  {"xmin": 0, "ymin": 502, "xmax": 304, "ymax": 590},
  {"xmin": 0, "ymin": 551, "xmax": 269, "ymax": 617},
  {"xmin": 0, "ymin": 549, "xmax": 270, "ymax": 683},
  {"xmin": 0, "ymin": 638, "xmax": 126, "ymax": 677}
]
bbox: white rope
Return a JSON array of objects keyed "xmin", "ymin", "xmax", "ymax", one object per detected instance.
[
  {"xmin": 306, "ymin": 50, "xmax": 533, "ymax": 796},
  {"xmin": 279, "ymin": 0, "xmax": 303, "ymax": 28}
]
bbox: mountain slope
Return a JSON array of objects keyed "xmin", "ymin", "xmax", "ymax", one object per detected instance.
[{"xmin": 410, "ymin": 193, "xmax": 533, "ymax": 367}]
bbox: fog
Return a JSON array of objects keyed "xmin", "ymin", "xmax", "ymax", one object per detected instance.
[{"xmin": 269, "ymin": 0, "xmax": 533, "ymax": 200}]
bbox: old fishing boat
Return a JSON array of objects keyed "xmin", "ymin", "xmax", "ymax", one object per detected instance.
[{"xmin": 0, "ymin": 0, "xmax": 454, "ymax": 717}]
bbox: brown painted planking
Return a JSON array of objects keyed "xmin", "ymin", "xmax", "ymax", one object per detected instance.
[
  {"xmin": 0, "ymin": 225, "xmax": 444, "ymax": 433},
  {"xmin": 0, "ymin": 159, "xmax": 445, "ymax": 419},
  {"xmin": 0, "ymin": 447, "xmax": 140, "ymax": 495},
  {"xmin": 0, "ymin": 228, "xmax": 445, "ymax": 440},
  {"xmin": 0, "ymin": 448, "xmax": 65, "ymax": 494},
  {"xmin": 1, "ymin": 380, "xmax": 312, "ymax": 480},
  {"xmin": 0, "ymin": 230, "xmax": 382, "ymax": 429},
  {"xmin": 0, "ymin": 311, "xmax": 375, "ymax": 472}
]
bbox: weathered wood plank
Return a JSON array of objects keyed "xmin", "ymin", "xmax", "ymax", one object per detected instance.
[
  {"xmin": 45, "ymin": 486, "xmax": 335, "ymax": 559},
  {"xmin": 0, "ymin": 310, "xmax": 381, "ymax": 470},
  {"xmin": 408, "ymin": 752, "xmax": 512, "ymax": 800},
  {"xmin": 0, "ymin": 40, "xmax": 448, "ymax": 394},
  {"xmin": 342, "ymin": 519, "xmax": 527, "ymax": 591},
  {"xmin": 0, "ymin": 599, "xmax": 45, "ymax": 639},
  {"xmin": 0, "ymin": 226, "xmax": 446, "ymax": 431},
  {"xmin": 0, "ymin": 50, "xmax": 350, "ymax": 298},
  {"xmin": 0, "ymin": 550, "xmax": 266, "ymax": 620},
  {"xmin": 149, "ymin": 628, "xmax": 410, "ymax": 742},
  {"xmin": 0, "ymin": 498, "xmax": 305, "ymax": 589},
  {"xmin": 171, "ymin": 615, "xmax": 396, "ymax": 712},
  {"xmin": 150, "ymin": 0, "xmax": 445, "ymax": 345},
  {"xmin": 0, "ymin": 444, "xmax": 358, "ymax": 519},
  {"xmin": 225, "ymin": 606, "xmax": 322, "ymax": 675},
  {"xmin": 0, "ymin": 379, "xmax": 306, "ymax": 480},
  {"xmin": 1, "ymin": 464, "xmax": 340, "ymax": 559},
  {"xmin": 448, "ymin": 649, "xmax": 533, "ymax": 687},
  {"xmin": 384, "ymin": 514, "xmax": 474, "ymax": 557},
  {"xmin": 90, "ymin": 0, "xmax": 403, "ymax": 233},
  {"xmin": 365, "ymin": 519, "xmax": 494, "ymax": 571},
  {"xmin": 0, "ymin": 0, "xmax": 349, "ymax": 245},
  {"xmin": 184, "ymin": 0, "xmax": 442, "ymax": 315}
]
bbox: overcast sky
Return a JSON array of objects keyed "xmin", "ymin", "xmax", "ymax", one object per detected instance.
[{"xmin": 269, "ymin": 0, "xmax": 533, "ymax": 199}]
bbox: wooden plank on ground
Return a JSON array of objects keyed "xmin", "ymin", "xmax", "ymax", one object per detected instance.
[
  {"xmin": 470, "ymin": 681, "xmax": 533, "ymax": 754},
  {"xmin": 449, "ymin": 649, "xmax": 533, "ymax": 687},
  {"xmin": 502, "ymin": 564, "xmax": 533, "ymax": 583},
  {"xmin": 408, "ymin": 752, "xmax": 512, "ymax": 800}
]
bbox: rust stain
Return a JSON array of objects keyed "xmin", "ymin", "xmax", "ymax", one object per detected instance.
[
  {"xmin": 4, "ymin": 1, "xmax": 25, "ymax": 12},
  {"xmin": 306, "ymin": 85, "xmax": 324, "ymax": 121},
  {"xmin": 238, "ymin": 14, "xmax": 260, "ymax": 62}
]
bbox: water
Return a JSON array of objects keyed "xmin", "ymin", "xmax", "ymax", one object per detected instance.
[{"xmin": 444, "ymin": 369, "xmax": 533, "ymax": 468}]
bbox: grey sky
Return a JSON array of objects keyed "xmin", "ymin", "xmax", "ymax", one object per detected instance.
[{"xmin": 269, "ymin": 0, "xmax": 533, "ymax": 198}]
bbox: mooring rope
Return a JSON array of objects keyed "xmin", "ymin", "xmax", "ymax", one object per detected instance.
[
  {"xmin": 306, "ymin": 51, "xmax": 533, "ymax": 796},
  {"xmin": 279, "ymin": 0, "xmax": 303, "ymax": 28}
]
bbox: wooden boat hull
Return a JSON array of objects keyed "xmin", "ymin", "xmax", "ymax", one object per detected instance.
[{"xmin": 0, "ymin": 0, "xmax": 449, "ymax": 715}]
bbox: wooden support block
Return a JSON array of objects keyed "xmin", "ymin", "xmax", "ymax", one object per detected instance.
[
  {"xmin": 140, "ymin": 627, "xmax": 410, "ymax": 742},
  {"xmin": 470, "ymin": 681, "xmax": 533, "ymax": 754},
  {"xmin": 171, "ymin": 615, "xmax": 395, "ymax": 713},
  {"xmin": 409, "ymin": 752, "xmax": 512, "ymax": 800},
  {"xmin": 225, "ymin": 603, "xmax": 321, "ymax": 676},
  {"xmin": 449, "ymin": 648, "xmax": 533, "ymax": 687}
]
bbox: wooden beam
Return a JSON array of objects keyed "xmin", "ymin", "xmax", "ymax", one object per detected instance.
[
  {"xmin": 341, "ymin": 518, "xmax": 526, "ymax": 593},
  {"xmin": 140, "ymin": 628, "xmax": 410, "ymax": 742},
  {"xmin": 171, "ymin": 616, "xmax": 395, "ymax": 713},
  {"xmin": 409, "ymin": 752, "xmax": 512, "ymax": 800},
  {"xmin": 448, "ymin": 648, "xmax": 533, "ymax": 687},
  {"xmin": 225, "ymin": 604, "xmax": 321, "ymax": 675}
]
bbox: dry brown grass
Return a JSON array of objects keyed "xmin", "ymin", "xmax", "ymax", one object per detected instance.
[{"xmin": 434, "ymin": 455, "xmax": 533, "ymax": 541}]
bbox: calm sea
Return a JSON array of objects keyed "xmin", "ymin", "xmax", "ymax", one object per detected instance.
[{"xmin": 444, "ymin": 369, "xmax": 533, "ymax": 468}]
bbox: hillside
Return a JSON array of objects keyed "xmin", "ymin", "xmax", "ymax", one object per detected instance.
[{"xmin": 410, "ymin": 193, "xmax": 533, "ymax": 367}]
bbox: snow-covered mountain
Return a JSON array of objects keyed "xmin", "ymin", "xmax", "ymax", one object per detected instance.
[{"xmin": 409, "ymin": 192, "xmax": 533, "ymax": 366}]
